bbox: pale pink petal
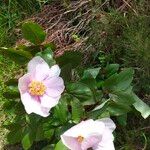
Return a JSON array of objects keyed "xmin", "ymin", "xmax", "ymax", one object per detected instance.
[
  {"xmin": 27, "ymin": 56, "xmax": 50, "ymax": 81},
  {"xmin": 27, "ymin": 56, "xmax": 47, "ymax": 73},
  {"xmin": 19, "ymin": 56, "xmax": 64, "ymax": 117},
  {"xmin": 44, "ymin": 77, "xmax": 65, "ymax": 97},
  {"xmin": 62, "ymin": 120, "xmax": 105, "ymax": 138},
  {"xmin": 94, "ymin": 129, "xmax": 115, "ymax": 150},
  {"xmin": 61, "ymin": 120, "xmax": 93, "ymax": 138},
  {"xmin": 61, "ymin": 135, "xmax": 81, "ymax": 150},
  {"xmin": 40, "ymin": 94, "xmax": 61, "ymax": 108},
  {"xmin": 48, "ymin": 65, "xmax": 61, "ymax": 77},
  {"xmin": 94, "ymin": 141, "xmax": 115, "ymax": 150},
  {"xmin": 81, "ymin": 135, "xmax": 101, "ymax": 150},
  {"xmin": 61, "ymin": 119, "xmax": 115, "ymax": 150},
  {"xmin": 20, "ymin": 92, "xmax": 50, "ymax": 117},
  {"xmin": 34, "ymin": 63, "xmax": 50, "ymax": 81},
  {"xmin": 98, "ymin": 118, "xmax": 116, "ymax": 132},
  {"xmin": 18, "ymin": 73, "xmax": 31, "ymax": 94},
  {"xmin": 41, "ymin": 107, "xmax": 51, "ymax": 116},
  {"xmin": 78, "ymin": 120, "xmax": 105, "ymax": 138}
]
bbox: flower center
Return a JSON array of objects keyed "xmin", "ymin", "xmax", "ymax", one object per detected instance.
[
  {"xmin": 77, "ymin": 136, "xmax": 84, "ymax": 143},
  {"xmin": 28, "ymin": 81, "xmax": 46, "ymax": 96}
]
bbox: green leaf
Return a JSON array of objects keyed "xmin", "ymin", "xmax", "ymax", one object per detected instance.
[
  {"xmin": 22, "ymin": 133, "xmax": 33, "ymax": 150},
  {"xmin": 103, "ymin": 73, "xmax": 118, "ymax": 91},
  {"xmin": 3, "ymin": 91, "xmax": 19, "ymax": 99},
  {"xmin": 80, "ymin": 77, "xmax": 97, "ymax": 90},
  {"xmin": 0, "ymin": 47, "xmax": 32, "ymax": 64},
  {"xmin": 20, "ymin": 45, "xmax": 42, "ymax": 56},
  {"xmin": 105, "ymin": 64, "xmax": 119, "ymax": 77},
  {"xmin": 103, "ymin": 68, "xmax": 134, "ymax": 92},
  {"xmin": 3, "ymin": 85, "xmax": 20, "ymax": 99},
  {"xmin": 42, "ymin": 145, "xmax": 54, "ymax": 150},
  {"xmin": 82, "ymin": 67, "xmax": 101, "ymax": 79},
  {"xmin": 54, "ymin": 98, "xmax": 68, "ymax": 124},
  {"xmin": 107, "ymin": 101, "xmax": 131, "ymax": 116},
  {"xmin": 55, "ymin": 124, "xmax": 74, "ymax": 140},
  {"xmin": 3, "ymin": 123, "xmax": 21, "ymax": 131},
  {"xmin": 88, "ymin": 100, "xmax": 109, "ymax": 119},
  {"xmin": 117, "ymin": 114, "xmax": 127, "ymax": 126},
  {"xmin": 80, "ymin": 77, "xmax": 102, "ymax": 103},
  {"xmin": 5, "ymin": 79, "xmax": 18, "ymax": 86},
  {"xmin": 133, "ymin": 93, "xmax": 150, "ymax": 119},
  {"xmin": 56, "ymin": 51, "xmax": 82, "ymax": 68},
  {"xmin": 71, "ymin": 98, "xmax": 84, "ymax": 123},
  {"xmin": 116, "ymin": 68, "xmax": 134, "ymax": 91},
  {"xmin": 66, "ymin": 82, "xmax": 94, "ymax": 105},
  {"xmin": 60, "ymin": 64, "xmax": 72, "ymax": 82},
  {"xmin": 20, "ymin": 43, "xmax": 56, "ymax": 56},
  {"xmin": 44, "ymin": 43, "xmax": 56, "ymax": 51},
  {"xmin": 55, "ymin": 140, "xmax": 68, "ymax": 150},
  {"xmin": 36, "ymin": 47, "xmax": 55, "ymax": 67},
  {"xmin": 22, "ymin": 22, "xmax": 46, "ymax": 45},
  {"xmin": 2, "ymin": 101, "xmax": 18, "ymax": 113},
  {"xmin": 111, "ymin": 92, "xmax": 135, "ymax": 106},
  {"xmin": 3, "ymin": 79, "xmax": 20, "ymax": 99},
  {"xmin": 44, "ymin": 129, "xmax": 54, "ymax": 139},
  {"xmin": 35, "ymin": 125, "xmax": 45, "ymax": 141},
  {"xmin": 7, "ymin": 128, "xmax": 23, "ymax": 144}
]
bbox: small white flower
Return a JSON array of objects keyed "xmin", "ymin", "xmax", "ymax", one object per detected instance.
[
  {"xmin": 61, "ymin": 118, "xmax": 116, "ymax": 150},
  {"xmin": 18, "ymin": 56, "xmax": 65, "ymax": 117}
]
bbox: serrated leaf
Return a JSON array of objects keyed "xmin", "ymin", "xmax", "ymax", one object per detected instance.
[
  {"xmin": 133, "ymin": 93, "xmax": 150, "ymax": 119},
  {"xmin": 22, "ymin": 22, "xmax": 46, "ymax": 45},
  {"xmin": 71, "ymin": 98, "xmax": 84, "ymax": 123}
]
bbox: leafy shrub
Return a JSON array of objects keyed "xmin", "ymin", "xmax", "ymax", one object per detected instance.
[
  {"xmin": 88, "ymin": 6, "xmax": 150, "ymax": 97},
  {"xmin": 0, "ymin": 22, "xmax": 149, "ymax": 149}
]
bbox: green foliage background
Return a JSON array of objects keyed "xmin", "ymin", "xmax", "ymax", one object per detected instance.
[{"xmin": 0, "ymin": 0, "xmax": 150, "ymax": 150}]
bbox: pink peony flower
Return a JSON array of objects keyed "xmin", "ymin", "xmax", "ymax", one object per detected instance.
[
  {"xmin": 61, "ymin": 118, "xmax": 116, "ymax": 150},
  {"xmin": 18, "ymin": 56, "xmax": 65, "ymax": 117}
]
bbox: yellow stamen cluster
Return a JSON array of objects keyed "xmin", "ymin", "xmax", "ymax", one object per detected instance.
[
  {"xmin": 77, "ymin": 136, "xmax": 84, "ymax": 143},
  {"xmin": 28, "ymin": 81, "xmax": 46, "ymax": 96}
]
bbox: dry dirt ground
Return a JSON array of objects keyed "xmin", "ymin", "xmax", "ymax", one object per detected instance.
[{"xmin": 16, "ymin": 1, "xmax": 93, "ymax": 56}]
